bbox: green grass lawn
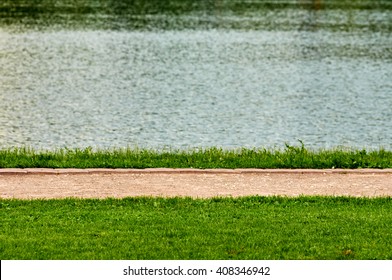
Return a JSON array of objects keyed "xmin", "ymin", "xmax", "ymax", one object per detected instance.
[
  {"xmin": 1, "ymin": 196, "xmax": 391, "ymax": 260},
  {"xmin": 1, "ymin": 144, "xmax": 392, "ymax": 169}
]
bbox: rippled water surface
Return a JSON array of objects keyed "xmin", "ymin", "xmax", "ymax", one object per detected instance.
[{"xmin": 1, "ymin": 0, "xmax": 391, "ymax": 149}]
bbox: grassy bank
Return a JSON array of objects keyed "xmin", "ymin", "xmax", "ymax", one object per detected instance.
[
  {"xmin": 1, "ymin": 196, "xmax": 391, "ymax": 260},
  {"xmin": 1, "ymin": 145, "xmax": 392, "ymax": 169}
]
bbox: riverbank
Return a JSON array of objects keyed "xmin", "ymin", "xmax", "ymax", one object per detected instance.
[{"xmin": 2, "ymin": 146, "xmax": 392, "ymax": 169}]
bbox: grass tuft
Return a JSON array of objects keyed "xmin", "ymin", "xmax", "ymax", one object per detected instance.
[{"xmin": 1, "ymin": 144, "xmax": 392, "ymax": 169}]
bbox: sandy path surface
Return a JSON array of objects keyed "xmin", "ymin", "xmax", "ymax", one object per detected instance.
[{"xmin": 1, "ymin": 169, "xmax": 392, "ymax": 199}]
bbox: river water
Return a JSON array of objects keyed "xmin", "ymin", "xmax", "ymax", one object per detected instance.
[{"xmin": 1, "ymin": 0, "xmax": 391, "ymax": 150}]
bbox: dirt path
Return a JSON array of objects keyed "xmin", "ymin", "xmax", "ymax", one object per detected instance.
[{"xmin": 1, "ymin": 169, "xmax": 392, "ymax": 199}]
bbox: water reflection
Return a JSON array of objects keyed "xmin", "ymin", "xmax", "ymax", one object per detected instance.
[{"xmin": 1, "ymin": 0, "xmax": 391, "ymax": 31}]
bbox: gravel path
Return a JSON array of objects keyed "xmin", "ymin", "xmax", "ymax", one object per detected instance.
[{"xmin": 1, "ymin": 169, "xmax": 392, "ymax": 199}]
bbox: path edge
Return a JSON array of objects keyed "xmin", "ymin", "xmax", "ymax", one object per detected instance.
[{"xmin": 2, "ymin": 168, "xmax": 392, "ymax": 175}]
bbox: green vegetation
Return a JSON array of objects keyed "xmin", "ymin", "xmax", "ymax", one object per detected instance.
[
  {"xmin": 2, "ymin": 0, "xmax": 391, "ymax": 16},
  {"xmin": 1, "ymin": 0, "xmax": 391, "ymax": 31},
  {"xmin": 1, "ymin": 196, "xmax": 391, "ymax": 260},
  {"xmin": 1, "ymin": 144, "xmax": 392, "ymax": 169}
]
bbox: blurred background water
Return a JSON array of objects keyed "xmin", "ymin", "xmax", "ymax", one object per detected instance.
[{"xmin": 0, "ymin": 0, "xmax": 391, "ymax": 150}]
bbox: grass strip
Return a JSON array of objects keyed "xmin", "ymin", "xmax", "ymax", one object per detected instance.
[
  {"xmin": 1, "ymin": 144, "xmax": 392, "ymax": 169},
  {"xmin": 1, "ymin": 196, "xmax": 391, "ymax": 260}
]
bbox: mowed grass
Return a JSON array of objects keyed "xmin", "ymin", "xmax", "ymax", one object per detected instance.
[
  {"xmin": 1, "ymin": 196, "xmax": 391, "ymax": 260},
  {"xmin": 1, "ymin": 144, "xmax": 392, "ymax": 168}
]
